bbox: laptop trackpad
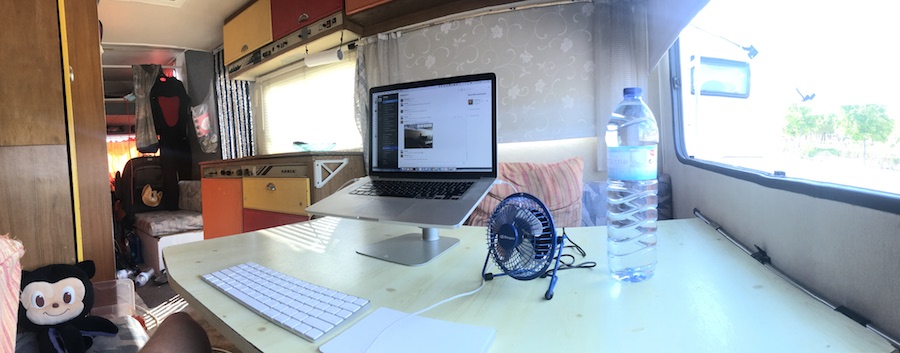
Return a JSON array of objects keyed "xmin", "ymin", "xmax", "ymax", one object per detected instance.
[{"xmin": 353, "ymin": 199, "xmax": 413, "ymax": 220}]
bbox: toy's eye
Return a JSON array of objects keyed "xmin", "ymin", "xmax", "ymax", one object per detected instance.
[
  {"xmin": 31, "ymin": 291, "xmax": 45, "ymax": 308},
  {"xmin": 62, "ymin": 286, "xmax": 76, "ymax": 304}
]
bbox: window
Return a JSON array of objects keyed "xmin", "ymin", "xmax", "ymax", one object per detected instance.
[
  {"xmin": 671, "ymin": 0, "xmax": 900, "ymax": 207},
  {"xmin": 255, "ymin": 50, "xmax": 361, "ymax": 155}
]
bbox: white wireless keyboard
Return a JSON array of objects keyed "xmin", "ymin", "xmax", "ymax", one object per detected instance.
[{"xmin": 201, "ymin": 262, "xmax": 370, "ymax": 342}]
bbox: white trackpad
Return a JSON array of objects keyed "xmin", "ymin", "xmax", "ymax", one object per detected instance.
[{"xmin": 319, "ymin": 307, "xmax": 495, "ymax": 353}]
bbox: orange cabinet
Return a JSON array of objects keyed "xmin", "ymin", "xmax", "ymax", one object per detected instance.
[
  {"xmin": 200, "ymin": 152, "xmax": 365, "ymax": 237},
  {"xmin": 201, "ymin": 178, "xmax": 243, "ymax": 239},
  {"xmin": 271, "ymin": 0, "xmax": 342, "ymax": 41}
]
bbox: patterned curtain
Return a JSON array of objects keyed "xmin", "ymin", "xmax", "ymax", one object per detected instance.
[{"xmin": 213, "ymin": 49, "xmax": 255, "ymax": 159}]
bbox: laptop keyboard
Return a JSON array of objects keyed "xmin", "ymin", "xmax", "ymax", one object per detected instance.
[
  {"xmin": 350, "ymin": 180, "xmax": 474, "ymax": 199},
  {"xmin": 201, "ymin": 262, "xmax": 370, "ymax": 342}
]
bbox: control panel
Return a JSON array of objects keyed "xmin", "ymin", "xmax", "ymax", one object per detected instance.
[
  {"xmin": 202, "ymin": 165, "xmax": 247, "ymax": 178},
  {"xmin": 227, "ymin": 12, "xmax": 352, "ymax": 77},
  {"xmin": 246, "ymin": 165, "xmax": 307, "ymax": 178},
  {"xmin": 203, "ymin": 164, "xmax": 310, "ymax": 178}
]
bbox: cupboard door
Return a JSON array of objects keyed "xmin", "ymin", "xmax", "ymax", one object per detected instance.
[
  {"xmin": 202, "ymin": 178, "xmax": 244, "ymax": 239},
  {"xmin": 0, "ymin": 147, "xmax": 76, "ymax": 269},
  {"xmin": 242, "ymin": 209, "xmax": 308, "ymax": 233},
  {"xmin": 223, "ymin": 0, "xmax": 273, "ymax": 65},
  {"xmin": 0, "ymin": 1, "xmax": 66, "ymax": 146},
  {"xmin": 63, "ymin": 0, "xmax": 115, "ymax": 281},
  {"xmin": 271, "ymin": 0, "xmax": 342, "ymax": 40},
  {"xmin": 242, "ymin": 178, "xmax": 310, "ymax": 216}
]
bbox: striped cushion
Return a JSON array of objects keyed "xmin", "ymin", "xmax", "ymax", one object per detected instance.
[
  {"xmin": 1, "ymin": 234, "xmax": 25, "ymax": 353},
  {"xmin": 466, "ymin": 157, "xmax": 584, "ymax": 227}
]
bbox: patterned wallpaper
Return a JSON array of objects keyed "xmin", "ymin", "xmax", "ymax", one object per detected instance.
[{"xmin": 397, "ymin": 3, "xmax": 596, "ymax": 143}]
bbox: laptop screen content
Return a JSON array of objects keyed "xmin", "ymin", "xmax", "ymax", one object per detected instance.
[{"xmin": 369, "ymin": 73, "xmax": 496, "ymax": 178}]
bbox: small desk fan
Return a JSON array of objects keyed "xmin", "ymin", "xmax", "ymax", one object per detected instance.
[{"xmin": 481, "ymin": 192, "xmax": 565, "ymax": 300}]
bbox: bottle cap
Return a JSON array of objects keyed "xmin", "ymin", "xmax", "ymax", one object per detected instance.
[{"xmin": 624, "ymin": 87, "xmax": 642, "ymax": 96}]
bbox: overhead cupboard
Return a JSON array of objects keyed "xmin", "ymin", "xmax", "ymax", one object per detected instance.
[
  {"xmin": 222, "ymin": 0, "xmax": 273, "ymax": 66},
  {"xmin": 271, "ymin": 0, "xmax": 344, "ymax": 41},
  {"xmin": 222, "ymin": 0, "xmax": 530, "ymax": 80},
  {"xmin": 343, "ymin": 0, "xmax": 530, "ymax": 36}
]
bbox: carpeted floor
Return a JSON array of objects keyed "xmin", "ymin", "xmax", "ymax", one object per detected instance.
[{"xmin": 135, "ymin": 279, "xmax": 241, "ymax": 353}]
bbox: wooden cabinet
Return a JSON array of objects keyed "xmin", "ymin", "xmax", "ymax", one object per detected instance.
[
  {"xmin": 345, "ymin": 0, "xmax": 522, "ymax": 36},
  {"xmin": 345, "ymin": 0, "xmax": 390, "ymax": 15},
  {"xmin": 242, "ymin": 209, "xmax": 308, "ymax": 233},
  {"xmin": 242, "ymin": 177, "xmax": 310, "ymax": 215},
  {"xmin": 242, "ymin": 177, "xmax": 311, "ymax": 232},
  {"xmin": 223, "ymin": 0, "xmax": 273, "ymax": 65},
  {"xmin": 200, "ymin": 152, "xmax": 365, "ymax": 237},
  {"xmin": 271, "ymin": 0, "xmax": 343, "ymax": 41},
  {"xmin": 0, "ymin": 1, "xmax": 114, "ymax": 280},
  {"xmin": 201, "ymin": 178, "xmax": 243, "ymax": 239}
]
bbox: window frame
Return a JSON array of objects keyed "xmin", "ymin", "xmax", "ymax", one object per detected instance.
[{"xmin": 668, "ymin": 39, "xmax": 900, "ymax": 216}]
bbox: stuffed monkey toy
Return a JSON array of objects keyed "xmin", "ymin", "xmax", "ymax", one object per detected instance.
[{"xmin": 18, "ymin": 260, "xmax": 119, "ymax": 353}]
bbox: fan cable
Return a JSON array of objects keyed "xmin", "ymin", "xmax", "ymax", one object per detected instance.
[{"xmin": 541, "ymin": 228, "xmax": 596, "ymax": 278}]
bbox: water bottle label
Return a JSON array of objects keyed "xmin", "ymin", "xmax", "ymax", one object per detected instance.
[{"xmin": 608, "ymin": 145, "xmax": 657, "ymax": 180}]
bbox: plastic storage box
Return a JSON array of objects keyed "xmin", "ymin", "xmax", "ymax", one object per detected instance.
[{"xmin": 91, "ymin": 279, "xmax": 135, "ymax": 319}]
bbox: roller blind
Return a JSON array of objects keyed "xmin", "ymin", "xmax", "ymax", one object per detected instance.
[{"xmin": 255, "ymin": 50, "xmax": 361, "ymax": 155}]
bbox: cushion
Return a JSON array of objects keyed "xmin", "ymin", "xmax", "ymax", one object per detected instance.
[
  {"xmin": 1, "ymin": 234, "xmax": 24, "ymax": 353},
  {"xmin": 177, "ymin": 180, "xmax": 201, "ymax": 212},
  {"xmin": 466, "ymin": 157, "xmax": 584, "ymax": 227},
  {"xmin": 134, "ymin": 210, "xmax": 203, "ymax": 237}
]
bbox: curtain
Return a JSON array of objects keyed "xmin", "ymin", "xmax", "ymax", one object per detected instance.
[
  {"xmin": 593, "ymin": 1, "xmax": 650, "ymax": 171},
  {"xmin": 355, "ymin": 32, "xmax": 403, "ymax": 170},
  {"xmin": 213, "ymin": 49, "xmax": 255, "ymax": 159},
  {"xmin": 647, "ymin": 0, "xmax": 709, "ymax": 70},
  {"xmin": 593, "ymin": 0, "xmax": 707, "ymax": 170},
  {"xmin": 133, "ymin": 64, "xmax": 161, "ymax": 153}
]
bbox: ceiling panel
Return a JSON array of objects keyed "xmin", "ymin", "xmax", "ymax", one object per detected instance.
[
  {"xmin": 98, "ymin": 0, "xmax": 248, "ymax": 51},
  {"xmin": 101, "ymin": 45, "xmax": 184, "ymax": 98},
  {"xmin": 98, "ymin": 0, "xmax": 248, "ymax": 98}
]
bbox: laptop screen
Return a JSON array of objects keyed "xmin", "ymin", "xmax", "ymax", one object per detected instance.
[{"xmin": 368, "ymin": 73, "xmax": 497, "ymax": 179}]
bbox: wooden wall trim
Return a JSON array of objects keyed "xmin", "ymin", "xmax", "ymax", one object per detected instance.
[{"xmin": 63, "ymin": 0, "xmax": 116, "ymax": 281}]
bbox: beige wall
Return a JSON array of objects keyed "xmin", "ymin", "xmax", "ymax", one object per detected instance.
[{"xmin": 650, "ymin": 51, "xmax": 900, "ymax": 343}]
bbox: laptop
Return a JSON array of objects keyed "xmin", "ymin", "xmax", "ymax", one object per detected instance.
[{"xmin": 305, "ymin": 73, "xmax": 498, "ymax": 229}]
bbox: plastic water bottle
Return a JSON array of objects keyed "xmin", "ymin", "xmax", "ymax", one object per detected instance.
[
  {"xmin": 606, "ymin": 87, "xmax": 659, "ymax": 283},
  {"xmin": 135, "ymin": 268, "xmax": 155, "ymax": 287}
]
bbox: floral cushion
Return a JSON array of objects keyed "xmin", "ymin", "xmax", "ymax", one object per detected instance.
[{"xmin": 466, "ymin": 157, "xmax": 584, "ymax": 227}]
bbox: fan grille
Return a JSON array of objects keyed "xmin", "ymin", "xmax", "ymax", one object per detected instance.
[{"xmin": 487, "ymin": 193, "xmax": 556, "ymax": 280}]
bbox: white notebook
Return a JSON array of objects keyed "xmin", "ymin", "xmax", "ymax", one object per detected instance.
[{"xmin": 319, "ymin": 307, "xmax": 495, "ymax": 353}]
